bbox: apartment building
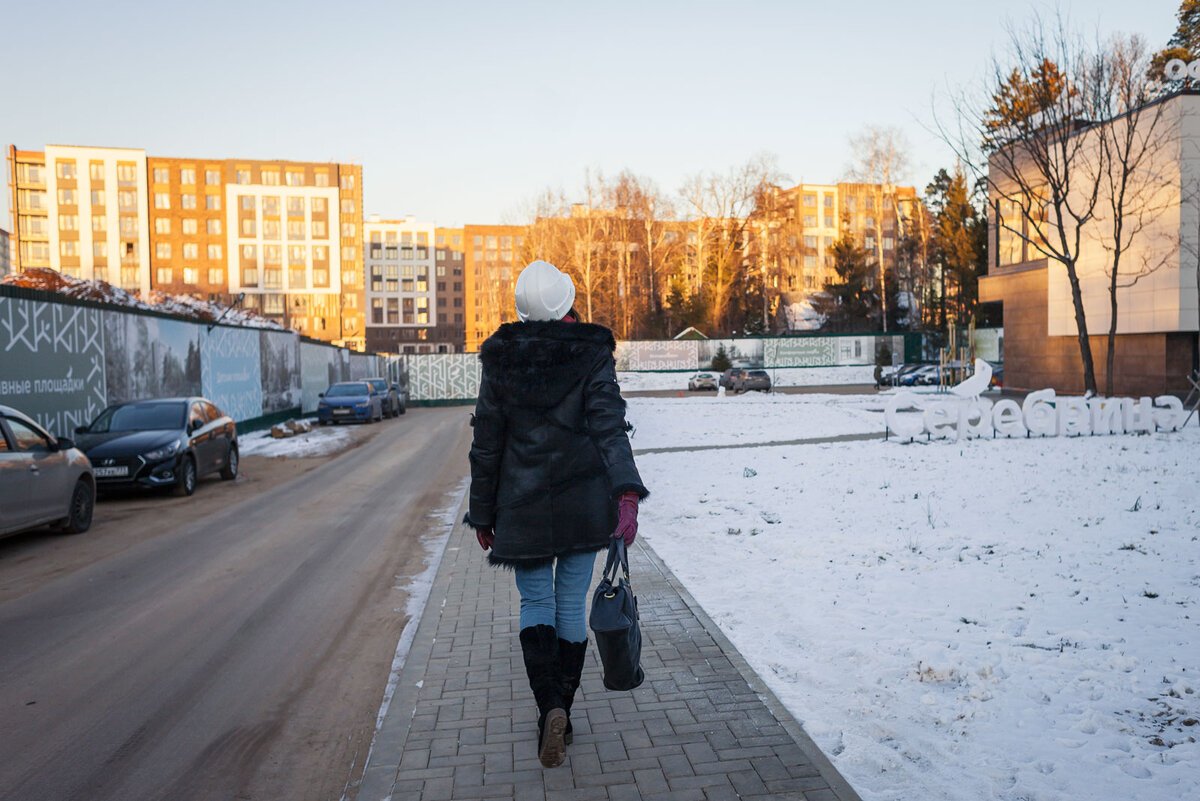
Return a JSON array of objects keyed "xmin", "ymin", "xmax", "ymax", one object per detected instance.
[
  {"xmin": 7, "ymin": 145, "xmax": 366, "ymax": 349},
  {"xmin": 362, "ymin": 215, "xmax": 443, "ymax": 353},
  {"xmin": 433, "ymin": 227, "xmax": 466, "ymax": 352},
  {"xmin": 0, "ymin": 228, "xmax": 10, "ymax": 277},
  {"xmin": 463, "ymin": 224, "xmax": 527, "ymax": 351},
  {"xmin": 7, "ymin": 145, "xmax": 151, "ymax": 294},
  {"xmin": 8, "ymin": 147, "xmax": 49, "ymax": 274}
]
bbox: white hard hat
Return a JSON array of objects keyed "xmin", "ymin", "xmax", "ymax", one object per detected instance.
[{"xmin": 514, "ymin": 260, "xmax": 576, "ymax": 322}]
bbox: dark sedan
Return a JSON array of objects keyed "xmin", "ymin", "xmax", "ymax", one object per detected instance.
[
  {"xmin": 75, "ymin": 397, "xmax": 238, "ymax": 496},
  {"xmin": 365, "ymin": 377, "xmax": 406, "ymax": 417},
  {"xmin": 316, "ymin": 381, "xmax": 382, "ymax": 424}
]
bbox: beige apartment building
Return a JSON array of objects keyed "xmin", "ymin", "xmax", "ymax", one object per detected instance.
[
  {"xmin": 363, "ymin": 215, "xmax": 451, "ymax": 353},
  {"xmin": 7, "ymin": 145, "xmax": 366, "ymax": 349}
]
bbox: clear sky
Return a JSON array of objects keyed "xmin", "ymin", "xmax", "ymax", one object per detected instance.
[{"xmin": 0, "ymin": 0, "xmax": 1181, "ymax": 232}]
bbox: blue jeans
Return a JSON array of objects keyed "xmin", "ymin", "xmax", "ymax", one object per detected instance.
[{"xmin": 513, "ymin": 550, "xmax": 598, "ymax": 643}]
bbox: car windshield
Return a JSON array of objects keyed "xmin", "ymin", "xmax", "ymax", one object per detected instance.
[
  {"xmin": 367, "ymin": 379, "xmax": 386, "ymax": 391},
  {"xmin": 749, "ymin": 371, "xmax": 767, "ymax": 377},
  {"xmin": 326, "ymin": 383, "xmax": 369, "ymax": 397},
  {"xmin": 88, "ymin": 401, "xmax": 186, "ymax": 432}
]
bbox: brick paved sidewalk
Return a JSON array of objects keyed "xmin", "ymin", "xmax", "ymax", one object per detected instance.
[{"xmin": 358, "ymin": 499, "xmax": 861, "ymax": 801}]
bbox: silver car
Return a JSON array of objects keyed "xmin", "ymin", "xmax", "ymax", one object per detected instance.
[
  {"xmin": 0, "ymin": 405, "xmax": 95, "ymax": 538},
  {"xmin": 688, "ymin": 372, "xmax": 718, "ymax": 391}
]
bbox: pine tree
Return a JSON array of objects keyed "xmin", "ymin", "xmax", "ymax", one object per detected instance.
[
  {"xmin": 812, "ymin": 238, "xmax": 878, "ymax": 332},
  {"xmin": 710, "ymin": 344, "xmax": 731, "ymax": 372}
]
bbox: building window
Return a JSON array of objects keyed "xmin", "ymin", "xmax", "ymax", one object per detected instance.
[
  {"xmin": 207, "ymin": 219, "xmax": 222, "ymax": 235},
  {"xmin": 263, "ymin": 196, "xmax": 280, "ymax": 215},
  {"xmin": 803, "ymin": 194, "xmax": 816, "ymax": 206},
  {"xmin": 180, "ymin": 168, "xmax": 196, "ymax": 185},
  {"xmin": 92, "ymin": 215, "xmax": 107, "ymax": 231},
  {"xmin": 154, "ymin": 193, "xmax": 170, "ymax": 209},
  {"xmin": 311, "ymin": 220, "xmax": 326, "ymax": 237},
  {"xmin": 804, "ymin": 254, "xmax": 817, "ymax": 268},
  {"xmin": 181, "ymin": 194, "xmax": 197, "ymax": 210},
  {"xmin": 996, "ymin": 198, "xmax": 1023, "ymax": 266},
  {"xmin": 865, "ymin": 216, "xmax": 876, "ymax": 230},
  {"xmin": 236, "ymin": 169, "xmax": 250, "ymax": 185},
  {"xmin": 153, "ymin": 168, "xmax": 169, "ymax": 184},
  {"xmin": 340, "ymin": 174, "xmax": 355, "ymax": 190},
  {"xmin": 314, "ymin": 172, "xmax": 329, "ymax": 187},
  {"xmin": 342, "ymin": 246, "xmax": 356, "ymax": 261},
  {"xmin": 183, "ymin": 219, "xmax": 198, "ymax": 234},
  {"xmin": 285, "ymin": 170, "xmax": 304, "ymax": 187},
  {"xmin": 313, "ymin": 245, "xmax": 327, "ymax": 261},
  {"xmin": 288, "ymin": 220, "xmax": 304, "ymax": 240},
  {"xmin": 804, "ymin": 235, "xmax": 816, "ymax": 248},
  {"xmin": 89, "ymin": 162, "xmax": 104, "ymax": 181},
  {"xmin": 264, "ymin": 268, "xmax": 282, "ymax": 289},
  {"xmin": 183, "ymin": 243, "xmax": 198, "ymax": 259},
  {"xmin": 60, "ymin": 240, "xmax": 78, "ymax": 257},
  {"xmin": 341, "ymin": 223, "xmax": 356, "ymax": 238},
  {"xmin": 183, "ymin": 267, "xmax": 199, "ymax": 283},
  {"xmin": 240, "ymin": 195, "xmax": 255, "ymax": 211},
  {"xmin": 205, "ymin": 195, "xmax": 220, "ymax": 211},
  {"xmin": 118, "ymin": 191, "xmax": 136, "ymax": 210},
  {"xmin": 90, "ymin": 189, "xmax": 105, "ymax": 206},
  {"xmin": 883, "ymin": 237, "xmax": 894, "ymax": 250},
  {"xmin": 56, "ymin": 160, "xmax": 77, "ymax": 179},
  {"xmin": 263, "ymin": 294, "xmax": 284, "ymax": 314},
  {"xmin": 156, "ymin": 243, "xmax": 171, "ymax": 259},
  {"xmin": 263, "ymin": 220, "xmax": 280, "ymax": 239},
  {"xmin": 242, "ymin": 244, "xmax": 257, "ymax": 260},
  {"xmin": 803, "ymin": 215, "xmax": 816, "ymax": 227},
  {"xmin": 154, "ymin": 217, "xmax": 169, "ymax": 234},
  {"xmin": 242, "ymin": 267, "xmax": 258, "ymax": 286},
  {"xmin": 287, "ymin": 196, "xmax": 304, "ymax": 215},
  {"xmin": 59, "ymin": 214, "xmax": 78, "ymax": 231},
  {"xmin": 207, "ymin": 244, "xmax": 223, "ymax": 259},
  {"xmin": 264, "ymin": 245, "xmax": 281, "ymax": 264},
  {"xmin": 241, "ymin": 218, "xmax": 256, "ymax": 236},
  {"xmin": 865, "ymin": 236, "xmax": 875, "ymax": 250},
  {"xmin": 262, "ymin": 170, "xmax": 280, "ymax": 186},
  {"xmin": 57, "ymin": 188, "xmax": 76, "ymax": 205},
  {"xmin": 312, "ymin": 197, "xmax": 326, "ymax": 213},
  {"xmin": 93, "ymin": 241, "xmax": 108, "ymax": 259},
  {"xmin": 208, "ymin": 268, "xmax": 223, "ymax": 284},
  {"xmin": 825, "ymin": 215, "xmax": 834, "ymax": 228},
  {"xmin": 340, "ymin": 198, "xmax": 355, "ymax": 213},
  {"xmin": 156, "ymin": 267, "xmax": 173, "ymax": 283},
  {"xmin": 205, "ymin": 169, "xmax": 221, "ymax": 185}
]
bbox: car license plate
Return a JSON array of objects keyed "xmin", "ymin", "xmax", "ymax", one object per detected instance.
[
  {"xmin": 94, "ymin": 466, "xmax": 129, "ymax": 478},
  {"xmin": 332, "ymin": 408, "xmax": 350, "ymax": 415}
]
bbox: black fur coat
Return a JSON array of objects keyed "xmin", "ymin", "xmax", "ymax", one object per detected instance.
[{"xmin": 466, "ymin": 320, "xmax": 648, "ymax": 568}]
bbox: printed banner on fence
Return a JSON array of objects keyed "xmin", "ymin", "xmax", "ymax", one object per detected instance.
[{"xmin": 0, "ymin": 296, "xmax": 107, "ymax": 435}]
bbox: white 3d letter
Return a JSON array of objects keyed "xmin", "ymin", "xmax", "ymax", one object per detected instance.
[
  {"xmin": 992, "ymin": 398, "xmax": 1026, "ymax": 437},
  {"xmin": 1023, "ymin": 389, "xmax": 1057, "ymax": 437},
  {"xmin": 924, "ymin": 401, "xmax": 956, "ymax": 440},
  {"xmin": 1057, "ymin": 396, "xmax": 1091, "ymax": 436},
  {"xmin": 1153, "ymin": 395, "xmax": 1185, "ymax": 431},
  {"xmin": 885, "ymin": 391, "xmax": 924, "ymax": 440}
]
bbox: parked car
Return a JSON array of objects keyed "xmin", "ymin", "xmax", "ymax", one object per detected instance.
[
  {"xmin": 897, "ymin": 365, "xmax": 936, "ymax": 386},
  {"xmin": 730, "ymin": 369, "xmax": 772, "ymax": 393},
  {"xmin": 718, "ymin": 368, "xmax": 738, "ymax": 389},
  {"xmin": 687, "ymin": 372, "xmax": 718, "ymax": 391},
  {"xmin": 365, "ymin": 377, "xmax": 406, "ymax": 417},
  {"xmin": 0, "ymin": 405, "xmax": 95, "ymax": 538},
  {"xmin": 73, "ymin": 397, "xmax": 237, "ymax": 497},
  {"xmin": 885, "ymin": 364, "xmax": 922, "ymax": 387},
  {"xmin": 317, "ymin": 381, "xmax": 383, "ymax": 425}
]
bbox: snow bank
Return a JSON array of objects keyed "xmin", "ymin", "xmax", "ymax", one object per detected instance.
[
  {"xmin": 239, "ymin": 423, "xmax": 354, "ymax": 458},
  {"xmin": 637, "ymin": 394, "xmax": 1199, "ymax": 801}
]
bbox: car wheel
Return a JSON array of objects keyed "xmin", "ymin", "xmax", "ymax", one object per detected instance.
[
  {"xmin": 59, "ymin": 479, "xmax": 94, "ymax": 535},
  {"xmin": 220, "ymin": 444, "xmax": 239, "ymax": 481},
  {"xmin": 174, "ymin": 456, "xmax": 197, "ymax": 497}
]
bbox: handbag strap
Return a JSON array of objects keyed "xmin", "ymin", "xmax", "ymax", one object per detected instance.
[{"xmin": 602, "ymin": 538, "xmax": 631, "ymax": 586}]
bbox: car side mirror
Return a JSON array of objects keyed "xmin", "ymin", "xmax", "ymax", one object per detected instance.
[
  {"xmin": 189, "ymin": 420, "xmax": 202, "ymax": 434},
  {"xmin": 391, "ymin": 383, "xmax": 399, "ymax": 391},
  {"xmin": 318, "ymin": 392, "xmax": 325, "ymax": 398},
  {"xmin": 55, "ymin": 437, "xmax": 75, "ymax": 451}
]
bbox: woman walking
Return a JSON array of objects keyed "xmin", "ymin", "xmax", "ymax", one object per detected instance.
[{"xmin": 465, "ymin": 260, "xmax": 648, "ymax": 768}]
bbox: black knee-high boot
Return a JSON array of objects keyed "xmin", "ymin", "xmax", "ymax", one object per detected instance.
[
  {"xmin": 519, "ymin": 624, "xmax": 567, "ymax": 768},
  {"xmin": 558, "ymin": 638, "xmax": 588, "ymax": 745}
]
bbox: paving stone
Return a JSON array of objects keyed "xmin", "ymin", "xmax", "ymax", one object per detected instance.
[{"xmin": 359, "ymin": 508, "xmax": 860, "ymax": 801}]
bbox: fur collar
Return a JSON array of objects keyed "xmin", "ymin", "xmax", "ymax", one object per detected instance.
[{"xmin": 479, "ymin": 321, "xmax": 616, "ymax": 406}]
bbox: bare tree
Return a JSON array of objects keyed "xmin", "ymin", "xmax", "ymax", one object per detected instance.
[
  {"xmin": 678, "ymin": 154, "xmax": 786, "ymax": 333},
  {"xmin": 1093, "ymin": 34, "xmax": 1179, "ymax": 395},
  {"xmin": 845, "ymin": 125, "xmax": 912, "ymax": 331},
  {"xmin": 938, "ymin": 9, "xmax": 1109, "ymax": 394}
]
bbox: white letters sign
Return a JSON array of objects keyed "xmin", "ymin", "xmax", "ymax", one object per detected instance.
[{"xmin": 885, "ymin": 360, "xmax": 1187, "ymax": 442}]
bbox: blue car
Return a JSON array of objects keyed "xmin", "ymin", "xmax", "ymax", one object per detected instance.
[{"xmin": 317, "ymin": 381, "xmax": 383, "ymax": 425}]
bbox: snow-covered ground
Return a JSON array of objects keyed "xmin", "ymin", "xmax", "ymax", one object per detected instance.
[
  {"xmin": 627, "ymin": 392, "xmax": 887, "ymax": 449},
  {"xmin": 238, "ymin": 422, "xmax": 355, "ymax": 458},
  {"xmin": 630, "ymin": 393, "xmax": 1199, "ymax": 801},
  {"xmin": 617, "ymin": 365, "xmax": 875, "ymax": 392}
]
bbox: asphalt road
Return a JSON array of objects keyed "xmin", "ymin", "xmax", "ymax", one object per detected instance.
[{"xmin": 0, "ymin": 407, "xmax": 473, "ymax": 801}]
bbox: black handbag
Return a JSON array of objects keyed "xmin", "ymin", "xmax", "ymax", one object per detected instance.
[{"xmin": 589, "ymin": 538, "xmax": 645, "ymax": 691}]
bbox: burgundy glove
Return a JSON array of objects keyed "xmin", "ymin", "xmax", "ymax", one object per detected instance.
[
  {"xmin": 613, "ymin": 491, "xmax": 640, "ymax": 546},
  {"xmin": 476, "ymin": 526, "xmax": 494, "ymax": 551}
]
